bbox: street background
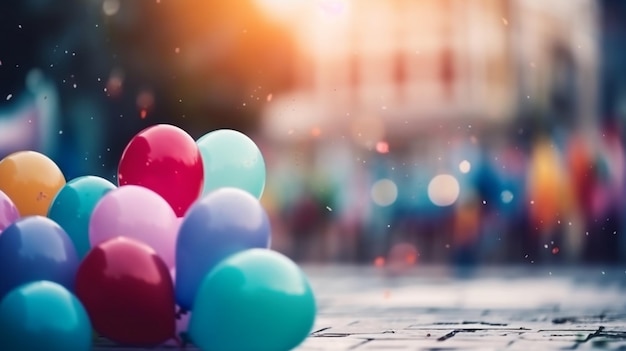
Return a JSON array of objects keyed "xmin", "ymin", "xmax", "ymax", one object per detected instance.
[{"xmin": 2, "ymin": 0, "xmax": 626, "ymax": 266}]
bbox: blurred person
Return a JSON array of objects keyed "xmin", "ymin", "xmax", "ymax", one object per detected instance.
[
  {"xmin": 525, "ymin": 134, "xmax": 578, "ymax": 263},
  {"xmin": 568, "ymin": 124, "xmax": 626, "ymax": 263}
]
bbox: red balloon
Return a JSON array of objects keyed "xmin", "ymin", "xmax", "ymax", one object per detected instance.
[
  {"xmin": 75, "ymin": 237, "xmax": 176, "ymax": 347},
  {"xmin": 118, "ymin": 124, "xmax": 204, "ymax": 217}
]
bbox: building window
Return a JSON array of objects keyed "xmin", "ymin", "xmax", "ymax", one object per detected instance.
[{"xmin": 440, "ymin": 47, "xmax": 455, "ymax": 99}]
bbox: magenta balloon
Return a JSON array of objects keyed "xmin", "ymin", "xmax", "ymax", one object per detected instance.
[
  {"xmin": 0, "ymin": 190, "xmax": 20, "ymax": 234},
  {"xmin": 89, "ymin": 185, "xmax": 178, "ymax": 268}
]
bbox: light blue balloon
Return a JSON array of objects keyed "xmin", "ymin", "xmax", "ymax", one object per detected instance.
[
  {"xmin": 175, "ymin": 188, "xmax": 270, "ymax": 310},
  {"xmin": 48, "ymin": 175, "xmax": 116, "ymax": 258},
  {"xmin": 196, "ymin": 129, "xmax": 266, "ymax": 199},
  {"xmin": 189, "ymin": 249, "xmax": 316, "ymax": 351},
  {"xmin": 0, "ymin": 281, "xmax": 92, "ymax": 351}
]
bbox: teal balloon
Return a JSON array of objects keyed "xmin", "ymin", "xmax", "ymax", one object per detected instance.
[
  {"xmin": 48, "ymin": 175, "xmax": 116, "ymax": 258},
  {"xmin": 197, "ymin": 129, "xmax": 266, "ymax": 199},
  {"xmin": 0, "ymin": 281, "xmax": 92, "ymax": 351},
  {"xmin": 190, "ymin": 249, "xmax": 316, "ymax": 351}
]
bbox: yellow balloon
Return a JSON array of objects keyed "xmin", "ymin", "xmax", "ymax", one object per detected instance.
[{"xmin": 0, "ymin": 151, "xmax": 66, "ymax": 217}]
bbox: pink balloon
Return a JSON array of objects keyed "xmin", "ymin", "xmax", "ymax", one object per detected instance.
[
  {"xmin": 0, "ymin": 190, "xmax": 20, "ymax": 234},
  {"xmin": 89, "ymin": 185, "xmax": 178, "ymax": 268},
  {"xmin": 172, "ymin": 216, "xmax": 184, "ymax": 235}
]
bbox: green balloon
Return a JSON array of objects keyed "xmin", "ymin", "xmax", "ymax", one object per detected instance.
[
  {"xmin": 0, "ymin": 281, "xmax": 92, "ymax": 351},
  {"xmin": 189, "ymin": 249, "xmax": 316, "ymax": 351},
  {"xmin": 48, "ymin": 175, "xmax": 116, "ymax": 258},
  {"xmin": 197, "ymin": 129, "xmax": 266, "ymax": 199}
]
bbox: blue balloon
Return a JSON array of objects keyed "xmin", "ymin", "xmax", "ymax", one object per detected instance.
[
  {"xmin": 175, "ymin": 188, "xmax": 271, "ymax": 310},
  {"xmin": 0, "ymin": 216, "xmax": 79, "ymax": 300},
  {"xmin": 0, "ymin": 281, "xmax": 92, "ymax": 351}
]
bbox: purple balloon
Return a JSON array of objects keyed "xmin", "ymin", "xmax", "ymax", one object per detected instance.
[
  {"xmin": 0, "ymin": 190, "xmax": 19, "ymax": 234},
  {"xmin": 89, "ymin": 185, "xmax": 178, "ymax": 268},
  {"xmin": 175, "ymin": 187, "xmax": 271, "ymax": 310}
]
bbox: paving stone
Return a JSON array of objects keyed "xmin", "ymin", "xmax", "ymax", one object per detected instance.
[{"xmin": 93, "ymin": 267, "xmax": 626, "ymax": 351}]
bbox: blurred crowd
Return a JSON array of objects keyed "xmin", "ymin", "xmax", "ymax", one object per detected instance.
[{"xmin": 262, "ymin": 120, "xmax": 626, "ymax": 265}]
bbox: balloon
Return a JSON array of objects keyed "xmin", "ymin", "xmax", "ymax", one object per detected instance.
[
  {"xmin": 175, "ymin": 188, "xmax": 271, "ymax": 310},
  {"xmin": 0, "ymin": 216, "xmax": 79, "ymax": 300},
  {"xmin": 75, "ymin": 237, "xmax": 176, "ymax": 347},
  {"xmin": 118, "ymin": 124, "xmax": 204, "ymax": 217},
  {"xmin": 189, "ymin": 249, "xmax": 316, "ymax": 351},
  {"xmin": 197, "ymin": 129, "xmax": 266, "ymax": 198},
  {"xmin": 0, "ymin": 151, "xmax": 65, "ymax": 216},
  {"xmin": 163, "ymin": 268, "xmax": 192, "ymax": 347},
  {"xmin": 48, "ymin": 176, "xmax": 116, "ymax": 259},
  {"xmin": 0, "ymin": 281, "xmax": 92, "ymax": 351},
  {"xmin": 0, "ymin": 190, "xmax": 19, "ymax": 234},
  {"xmin": 89, "ymin": 185, "xmax": 178, "ymax": 268}
]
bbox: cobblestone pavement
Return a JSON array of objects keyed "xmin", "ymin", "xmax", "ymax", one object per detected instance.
[{"xmin": 95, "ymin": 266, "xmax": 626, "ymax": 351}]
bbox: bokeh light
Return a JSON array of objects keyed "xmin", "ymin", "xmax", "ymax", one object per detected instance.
[
  {"xmin": 459, "ymin": 160, "xmax": 471, "ymax": 173},
  {"xmin": 500, "ymin": 190, "xmax": 514, "ymax": 204},
  {"xmin": 428, "ymin": 174, "xmax": 460, "ymax": 207},
  {"xmin": 102, "ymin": 0, "xmax": 121, "ymax": 16},
  {"xmin": 371, "ymin": 179, "xmax": 398, "ymax": 207}
]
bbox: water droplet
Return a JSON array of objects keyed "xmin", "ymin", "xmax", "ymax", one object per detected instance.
[
  {"xmin": 58, "ymin": 130, "xmax": 63, "ymax": 135},
  {"xmin": 5, "ymin": 94, "xmax": 12, "ymax": 101},
  {"xmin": 325, "ymin": 206, "xmax": 332, "ymax": 212}
]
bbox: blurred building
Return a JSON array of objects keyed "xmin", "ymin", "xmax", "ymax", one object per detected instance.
[{"xmin": 259, "ymin": 0, "xmax": 599, "ymax": 141}]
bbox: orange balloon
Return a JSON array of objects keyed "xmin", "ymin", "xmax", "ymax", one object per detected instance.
[{"xmin": 0, "ymin": 151, "xmax": 66, "ymax": 217}]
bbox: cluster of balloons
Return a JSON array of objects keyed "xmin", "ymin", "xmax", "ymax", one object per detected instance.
[{"xmin": 0, "ymin": 125, "xmax": 316, "ymax": 351}]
